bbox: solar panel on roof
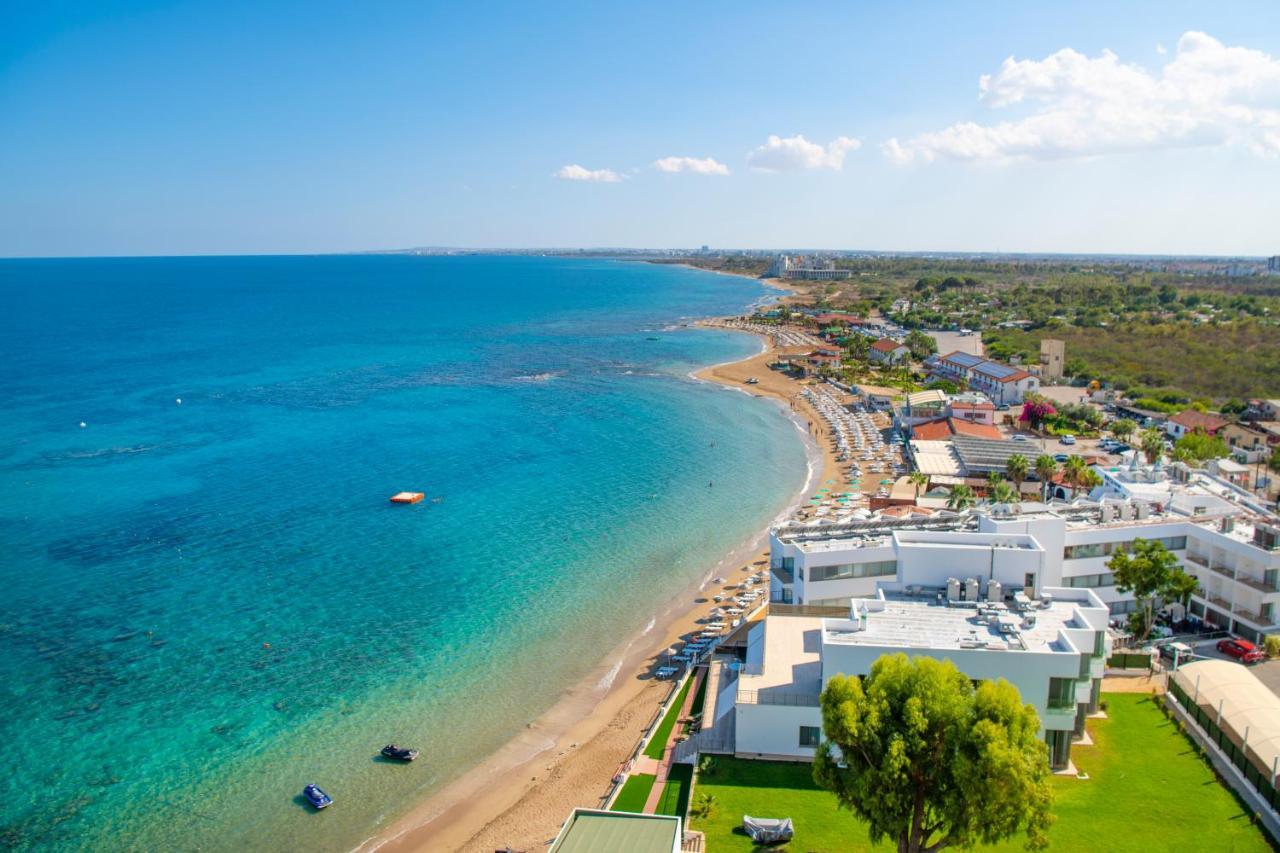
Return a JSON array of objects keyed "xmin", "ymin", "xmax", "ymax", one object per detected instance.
[
  {"xmin": 946, "ymin": 352, "xmax": 985, "ymax": 367},
  {"xmin": 973, "ymin": 361, "xmax": 1020, "ymax": 379}
]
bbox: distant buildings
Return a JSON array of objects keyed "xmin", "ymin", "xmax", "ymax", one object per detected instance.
[
  {"xmin": 767, "ymin": 254, "xmax": 853, "ymax": 280},
  {"xmin": 1269, "ymin": 256, "xmax": 1280, "ymax": 275},
  {"xmin": 932, "ymin": 351, "xmax": 1040, "ymax": 407},
  {"xmin": 1039, "ymin": 339, "xmax": 1065, "ymax": 381},
  {"xmin": 1166, "ymin": 409, "xmax": 1228, "ymax": 440},
  {"xmin": 868, "ymin": 338, "xmax": 910, "ymax": 365}
]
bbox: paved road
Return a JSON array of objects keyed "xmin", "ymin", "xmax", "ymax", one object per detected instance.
[{"xmin": 928, "ymin": 330, "xmax": 982, "ymax": 357}]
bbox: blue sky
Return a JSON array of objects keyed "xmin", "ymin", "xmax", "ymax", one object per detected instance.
[{"xmin": 2, "ymin": 0, "xmax": 1279, "ymax": 256}]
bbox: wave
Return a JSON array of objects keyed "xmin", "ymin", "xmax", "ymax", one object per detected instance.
[
  {"xmin": 513, "ymin": 372, "xmax": 561, "ymax": 382},
  {"xmin": 595, "ymin": 658, "xmax": 624, "ymax": 692}
]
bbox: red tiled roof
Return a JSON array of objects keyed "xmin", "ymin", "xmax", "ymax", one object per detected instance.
[
  {"xmin": 1170, "ymin": 410, "xmax": 1227, "ymax": 432},
  {"xmin": 911, "ymin": 419, "xmax": 954, "ymax": 441},
  {"xmin": 949, "ymin": 419, "xmax": 1004, "ymax": 440},
  {"xmin": 951, "ymin": 401, "xmax": 995, "ymax": 411},
  {"xmin": 871, "ymin": 338, "xmax": 905, "ymax": 353},
  {"xmin": 912, "ymin": 417, "xmax": 1004, "ymax": 441}
]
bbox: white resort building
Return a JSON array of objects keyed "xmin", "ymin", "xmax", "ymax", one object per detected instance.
[{"xmin": 677, "ymin": 462, "xmax": 1280, "ymax": 774}]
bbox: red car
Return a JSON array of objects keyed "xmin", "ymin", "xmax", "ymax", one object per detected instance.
[{"xmin": 1217, "ymin": 638, "xmax": 1266, "ymax": 664}]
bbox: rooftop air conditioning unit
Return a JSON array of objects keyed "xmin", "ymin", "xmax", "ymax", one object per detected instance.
[
  {"xmin": 1100, "ymin": 504, "xmax": 1116, "ymax": 523},
  {"xmin": 1135, "ymin": 503, "xmax": 1151, "ymax": 520},
  {"xmin": 947, "ymin": 577, "xmax": 961, "ymax": 602}
]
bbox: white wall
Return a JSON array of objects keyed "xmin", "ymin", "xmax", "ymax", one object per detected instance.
[
  {"xmin": 735, "ymin": 703, "xmax": 823, "ymax": 759},
  {"xmin": 893, "ymin": 531, "xmax": 1044, "ymax": 590}
]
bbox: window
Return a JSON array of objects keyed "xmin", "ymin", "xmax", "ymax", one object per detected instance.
[
  {"xmin": 809, "ymin": 560, "xmax": 897, "ymax": 583},
  {"xmin": 1064, "ymin": 536, "xmax": 1187, "ymax": 560},
  {"xmin": 799, "ymin": 726, "xmax": 821, "ymax": 748},
  {"xmin": 1044, "ymin": 676, "xmax": 1075, "ymax": 706},
  {"xmin": 1064, "ymin": 572, "xmax": 1115, "ymax": 589}
]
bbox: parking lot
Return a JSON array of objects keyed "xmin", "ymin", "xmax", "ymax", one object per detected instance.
[{"xmin": 1164, "ymin": 638, "xmax": 1280, "ymax": 699}]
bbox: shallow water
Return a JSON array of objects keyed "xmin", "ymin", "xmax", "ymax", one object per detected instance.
[{"xmin": 0, "ymin": 255, "xmax": 806, "ymax": 851}]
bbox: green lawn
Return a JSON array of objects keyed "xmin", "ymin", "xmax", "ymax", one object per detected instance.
[
  {"xmin": 644, "ymin": 675, "xmax": 695, "ymax": 760},
  {"xmin": 610, "ymin": 773, "xmax": 656, "ymax": 813},
  {"xmin": 656, "ymin": 762, "xmax": 693, "ymax": 818},
  {"xmin": 691, "ymin": 694, "xmax": 1275, "ymax": 852},
  {"xmin": 690, "ymin": 669, "xmax": 710, "ymax": 718}
]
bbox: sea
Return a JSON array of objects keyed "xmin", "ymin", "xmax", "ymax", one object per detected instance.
[{"xmin": 0, "ymin": 255, "xmax": 808, "ymax": 851}]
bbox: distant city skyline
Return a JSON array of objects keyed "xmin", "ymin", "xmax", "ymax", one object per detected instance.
[{"xmin": 2, "ymin": 1, "xmax": 1279, "ymax": 257}]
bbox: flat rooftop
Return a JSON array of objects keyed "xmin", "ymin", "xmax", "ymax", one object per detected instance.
[
  {"xmin": 741, "ymin": 615, "xmax": 824, "ymax": 694},
  {"xmin": 823, "ymin": 593, "xmax": 1087, "ymax": 654},
  {"xmin": 549, "ymin": 809, "xmax": 679, "ymax": 853}
]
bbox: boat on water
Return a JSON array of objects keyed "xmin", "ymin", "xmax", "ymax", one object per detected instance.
[
  {"xmin": 381, "ymin": 744, "xmax": 419, "ymax": 762},
  {"xmin": 303, "ymin": 784, "xmax": 333, "ymax": 809}
]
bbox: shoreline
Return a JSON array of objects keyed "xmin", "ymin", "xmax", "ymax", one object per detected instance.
[{"xmin": 359, "ymin": 293, "xmax": 828, "ymax": 853}]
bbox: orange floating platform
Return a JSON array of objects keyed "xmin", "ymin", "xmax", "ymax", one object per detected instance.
[{"xmin": 389, "ymin": 492, "xmax": 425, "ymax": 504}]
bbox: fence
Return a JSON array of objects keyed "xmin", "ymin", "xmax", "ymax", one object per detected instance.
[
  {"xmin": 1106, "ymin": 652, "xmax": 1153, "ymax": 670},
  {"xmin": 601, "ymin": 667, "xmax": 695, "ymax": 809},
  {"xmin": 1167, "ymin": 677, "xmax": 1280, "ymax": 813},
  {"xmin": 735, "ymin": 689, "xmax": 821, "ymax": 707}
]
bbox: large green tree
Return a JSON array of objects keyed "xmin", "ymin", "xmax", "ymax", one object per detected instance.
[
  {"xmin": 1108, "ymin": 538, "xmax": 1194, "ymax": 643},
  {"xmin": 1173, "ymin": 429, "xmax": 1229, "ymax": 463},
  {"xmin": 1110, "ymin": 418, "xmax": 1136, "ymax": 441},
  {"xmin": 814, "ymin": 655, "xmax": 1053, "ymax": 853}
]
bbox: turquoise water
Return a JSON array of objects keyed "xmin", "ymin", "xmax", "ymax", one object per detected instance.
[{"xmin": 0, "ymin": 255, "xmax": 806, "ymax": 851}]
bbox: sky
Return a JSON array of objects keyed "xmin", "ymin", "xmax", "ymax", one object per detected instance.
[{"xmin": 2, "ymin": 0, "xmax": 1279, "ymax": 257}]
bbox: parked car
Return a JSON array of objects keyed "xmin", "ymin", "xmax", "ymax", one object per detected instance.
[
  {"xmin": 1053, "ymin": 454, "xmax": 1070, "ymax": 463},
  {"xmin": 1060, "ymin": 435, "xmax": 1077, "ymax": 445},
  {"xmin": 1217, "ymin": 638, "xmax": 1266, "ymax": 664},
  {"xmin": 1159, "ymin": 641, "xmax": 1194, "ymax": 663},
  {"xmin": 1012, "ymin": 434, "xmax": 1031, "ymax": 442}
]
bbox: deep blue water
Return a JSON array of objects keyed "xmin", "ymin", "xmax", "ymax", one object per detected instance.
[{"xmin": 0, "ymin": 255, "xmax": 806, "ymax": 851}]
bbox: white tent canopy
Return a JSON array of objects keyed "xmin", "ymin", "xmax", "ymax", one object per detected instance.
[{"xmin": 1173, "ymin": 659, "xmax": 1280, "ymax": 777}]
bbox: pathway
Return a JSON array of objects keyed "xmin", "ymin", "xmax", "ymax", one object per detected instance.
[{"xmin": 642, "ymin": 667, "xmax": 706, "ymax": 813}]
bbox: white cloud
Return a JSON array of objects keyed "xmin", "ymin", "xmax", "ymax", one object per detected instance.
[
  {"xmin": 554, "ymin": 164, "xmax": 623, "ymax": 182},
  {"xmin": 883, "ymin": 31, "xmax": 1280, "ymax": 164},
  {"xmin": 653, "ymin": 156, "xmax": 730, "ymax": 175},
  {"xmin": 747, "ymin": 134, "xmax": 862, "ymax": 171}
]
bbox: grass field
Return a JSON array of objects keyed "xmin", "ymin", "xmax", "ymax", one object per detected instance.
[
  {"xmin": 643, "ymin": 675, "xmax": 694, "ymax": 760},
  {"xmin": 655, "ymin": 762, "xmax": 693, "ymax": 818},
  {"xmin": 610, "ymin": 773, "xmax": 655, "ymax": 813},
  {"xmin": 691, "ymin": 693, "xmax": 1275, "ymax": 852}
]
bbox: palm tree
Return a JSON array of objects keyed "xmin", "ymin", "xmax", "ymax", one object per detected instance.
[
  {"xmin": 1035, "ymin": 454, "xmax": 1057, "ymax": 501},
  {"xmin": 991, "ymin": 481, "xmax": 1018, "ymax": 504},
  {"xmin": 986, "ymin": 470, "xmax": 1004, "ymax": 492},
  {"xmin": 1006, "ymin": 453, "xmax": 1028, "ymax": 496},
  {"xmin": 945, "ymin": 484, "xmax": 976, "ymax": 511},
  {"xmin": 1139, "ymin": 428, "xmax": 1165, "ymax": 465},
  {"xmin": 909, "ymin": 471, "xmax": 929, "ymax": 499},
  {"xmin": 1062, "ymin": 456, "xmax": 1088, "ymax": 494}
]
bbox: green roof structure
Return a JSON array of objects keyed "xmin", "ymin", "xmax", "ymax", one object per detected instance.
[{"xmin": 548, "ymin": 808, "xmax": 681, "ymax": 853}]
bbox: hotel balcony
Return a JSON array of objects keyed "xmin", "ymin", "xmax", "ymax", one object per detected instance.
[
  {"xmin": 1235, "ymin": 573, "xmax": 1280, "ymax": 595},
  {"xmin": 1231, "ymin": 605, "xmax": 1278, "ymax": 629}
]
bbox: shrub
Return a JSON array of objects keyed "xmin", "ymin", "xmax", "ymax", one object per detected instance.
[
  {"xmin": 1265, "ymin": 635, "xmax": 1280, "ymax": 659},
  {"xmin": 691, "ymin": 793, "xmax": 717, "ymax": 819}
]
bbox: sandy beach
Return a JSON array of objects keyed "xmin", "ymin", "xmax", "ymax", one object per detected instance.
[{"xmin": 358, "ymin": 310, "xmax": 844, "ymax": 853}]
